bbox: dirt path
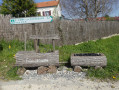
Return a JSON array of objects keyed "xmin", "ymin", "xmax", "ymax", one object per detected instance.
[
  {"xmin": 0, "ymin": 69, "xmax": 119, "ymax": 90},
  {"xmin": 0, "ymin": 78, "xmax": 119, "ymax": 90}
]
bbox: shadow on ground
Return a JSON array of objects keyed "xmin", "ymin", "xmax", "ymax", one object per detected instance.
[{"xmin": 0, "ymin": 44, "xmax": 3, "ymax": 52}]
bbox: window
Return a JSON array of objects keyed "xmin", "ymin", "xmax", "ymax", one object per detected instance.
[
  {"xmin": 45, "ymin": 11, "xmax": 50, "ymax": 16},
  {"xmin": 37, "ymin": 12, "xmax": 41, "ymax": 16},
  {"xmin": 43, "ymin": 11, "xmax": 51, "ymax": 16}
]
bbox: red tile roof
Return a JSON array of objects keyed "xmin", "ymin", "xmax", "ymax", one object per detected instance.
[{"xmin": 36, "ymin": 0, "xmax": 59, "ymax": 8}]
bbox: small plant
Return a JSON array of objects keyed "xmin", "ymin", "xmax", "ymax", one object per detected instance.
[
  {"xmin": 39, "ymin": 44, "xmax": 53, "ymax": 53},
  {"xmin": 0, "ymin": 40, "xmax": 33, "ymax": 80},
  {"xmin": 9, "ymin": 45, "xmax": 11, "ymax": 49},
  {"xmin": 67, "ymin": 68, "xmax": 73, "ymax": 71},
  {"xmin": 6, "ymin": 67, "xmax": 21, "ymax": 80}
]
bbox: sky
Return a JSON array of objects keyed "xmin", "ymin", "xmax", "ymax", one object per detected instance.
[
  {"xmin": 35, "ymin": 0, "xmax": 119, "ymax": 17},
  {"xmin": 0, "ymin": 0, "xmax": 52, "ymax": 4},
  {"xmin": 0, "ymin": 0, "xmax": 119, "ymax": 17},
  {"xmin": 34, "ymin": 0, "xmax": 52, "ymax": 3}
]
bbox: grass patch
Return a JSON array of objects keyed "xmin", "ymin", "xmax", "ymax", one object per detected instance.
[
  {"xmin": 0, "ymin": 35, "xmax": 119, "ymax": 80},
  {"xmin": 59, "ymin": 36, "xmax": 119, "ymax": 80},
  {"xmin": 0, "ymin": 40, "xmax": 34, "ymax": 80},
  {"xmin": 6, "ymin": 67, "xmax": 21, "ymax": 80},
  {"xmin": 39, "ymin": 43, "xmax": 54, "ymax": 53},
  {"xmin": 0, "ymin": 40, "xmax": 58, "ymax": 80}
]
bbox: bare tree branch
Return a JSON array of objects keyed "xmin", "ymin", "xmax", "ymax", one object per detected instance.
[{"xmin": 61, "ymin": 0, "xmax": 118, "ymax": 19}]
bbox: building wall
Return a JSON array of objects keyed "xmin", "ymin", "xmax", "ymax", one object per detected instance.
[
  {"xmin": 36, "ymin": 5, "xmax": 61, "ymax": 18},
  {"xmin": 56, "ymin": 4, "xmax": 61, "ymax": 17}
]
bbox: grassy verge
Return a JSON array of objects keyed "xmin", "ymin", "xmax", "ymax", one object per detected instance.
[
  {"xmin": 0, "ymin": 40, "xmax": 57, "ymax": 80},
  {"xmin": 0, "ymin": 40, "xmax": 34, "ymax": 80},
  {"xmin": 0, "ymin": 35, "xmax": 119, "ymax": 80},
  {"xmin": 59, "ymin": 36, "xmax": 119, "ymax": 80}
]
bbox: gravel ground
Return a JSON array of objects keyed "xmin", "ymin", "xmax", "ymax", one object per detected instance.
[
  {"xmin": 22, "ymin": 69, "xmax": 86, "ymax": 80},
  {"xmin": 0, "ymin": 67, "xmax": 119, "ymax": 90}
]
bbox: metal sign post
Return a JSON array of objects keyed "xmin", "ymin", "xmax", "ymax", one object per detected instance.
[
  {"xmin": 10, "ymin": 16, "xmax": 53, "ymax": 24},
  {"xmin": 10, "ymin": 16, "xmax": 53, "ymax": 53},
  {"xmin": 11, "ymin": 16, "xmax": 61, "ymax": 68}
]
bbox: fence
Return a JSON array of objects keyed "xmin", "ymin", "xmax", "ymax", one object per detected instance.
[{"xmin": 0, "ymin": 15, "xmax": 119, "ymax": 45}]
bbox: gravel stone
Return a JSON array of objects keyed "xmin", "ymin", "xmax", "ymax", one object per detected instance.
[
  {"xmin": 22, "ymin": 67, "xmax": 86, "ymax": 81},
  {"xmin": 37, "ymin": 66, "xmax": 48, "ymax": 75},
  {"xmin": 47, "ymin": 65, "xmax": 57, "ymax": 73}
]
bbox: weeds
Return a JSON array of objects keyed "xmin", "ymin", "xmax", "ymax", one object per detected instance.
[
  {"xmin": 0, "ymin": 35, "xmax": 119, "ymax": 80},
  {"xmin": 59, "ymin": 36, "xmax": 119, "ymax": 79},
  {"xmin": 0, "ymin": 40, "xmax": 33, "ymax": 80}
]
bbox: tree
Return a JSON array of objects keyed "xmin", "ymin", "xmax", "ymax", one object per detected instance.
[
  {"xmin": 61, "ymin": 0, "xmax": 118, "ymax": 19},
  {"xmin": 1, "ymin": 0, "xmax": 36, "ymax": 17}
]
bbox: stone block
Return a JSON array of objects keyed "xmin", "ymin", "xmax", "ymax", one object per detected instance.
[
  {"xmin": 47, "ymin": 65, "xmax": 57, "ymax": 73},
  {"xmin": 37, "ymin": 66, "xmax": 48, "ymax": 75},
  {"xmin": 74, "ymin": 66, "xmax": 82, "ymax": 72},
  {"xmin": 17, "ymin": 67, "xmax": 26, "ymax": 75}
]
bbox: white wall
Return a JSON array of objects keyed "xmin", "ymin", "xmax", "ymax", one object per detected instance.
[
  {"xmin": 37, "ymin": 5, "xmax": 61, "ymax": 18},
  {"xmin": 54, "ymin": 4, "xmax": 61, "ymax": 18}
]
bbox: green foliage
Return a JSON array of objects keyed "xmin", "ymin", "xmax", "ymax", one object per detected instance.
[
  {"xmin": 6, "ymin": 67, "xmax": 21, "ymax": 80},
  {"xmin": 0, "ymin": 40, "xmax": 33, "ymax": 80},
  {"xmin": 1, "ymin": 0, "xmax": 37, "ymax": 17},
  {"xmin": 104, "ymin": 14, "xmax": 110, "ymax": 18},
  {"xmin": 104, "ymin": 15, "xmax": 110, "ymax": 21},
  {"xmin": 59, "ymin": 36, "xmax": 119, "ymax": 79},
  {"xmin": 1, "ymin": 35, "xmax": 119, "ymax": 80},
  {"xmin": 39, "ymin": 44, "xmax": 53, "ymax": 53}
]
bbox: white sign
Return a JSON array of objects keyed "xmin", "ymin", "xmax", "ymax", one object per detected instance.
[{"xmin": 10, "ymin": 16, "xmax": 53, "ymax": 24}]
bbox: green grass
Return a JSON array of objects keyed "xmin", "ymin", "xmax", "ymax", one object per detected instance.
[
  {"xmin": 0, "ymin": 40, "xmax": 34, "ymax": 80},
  {"xmin": 59, "ymin": 36, "xmax": 119, "ymax": 80},
  {"xmin": 0, "ymin": 40, "xmax": 57, "ymax": 80},
  {"xmin": 0, "ymin": 35, "xmax": 119, "ymax": 80}
]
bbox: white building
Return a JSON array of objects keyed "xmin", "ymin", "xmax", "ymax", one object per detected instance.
[{"xmin": 36, "ymin": 0, "xmax": 61, "ymax": 18}]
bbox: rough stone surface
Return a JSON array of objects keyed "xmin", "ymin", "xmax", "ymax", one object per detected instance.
[
  {"xmin": 17, "ymin": 67, "xmax": 26, "ymax": 75},
  {"xmin": 47, "ymin": 65, "xmax": 57, "ymax": 73},
  {"xmin": 74, "ymin": 66, "xmax": 82, "ymax": 72},
  {"xmin": 37, "ymin": 66, "xmax": 48, "ymax": 75},
  {"xmin": 21, "ymin": 66, "xmax": 86, "ymax": 80},
  {"xmin": 1, "ymin": 72, "xmax": 119, "ymax": 90},
  {"xmin": 22, "ymin": 69, "xmax": 86, "ymax": 80},
  {"xmin": 95, "ymin": 66, "xmax": 103, "ymax": 70},
  {"xmin": 57, "ymin": 66, "xmax": 68, "ymax": 71}
]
